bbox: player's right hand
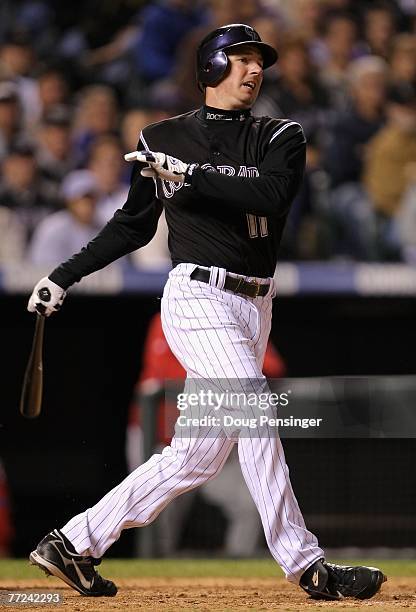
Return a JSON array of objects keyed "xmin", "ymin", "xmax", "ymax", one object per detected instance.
[
  {"xmin": 27, "ymin": 277, "xmax": 67, "ymax": 317},
  {"xmin": 124, "ymin": 150, "xmax": 195, "ymax": 183}
]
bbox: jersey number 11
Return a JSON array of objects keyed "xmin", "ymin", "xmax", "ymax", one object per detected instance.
[{"xmin": 246, "ymin": 214, "xmax": 268, "ymax": 238}]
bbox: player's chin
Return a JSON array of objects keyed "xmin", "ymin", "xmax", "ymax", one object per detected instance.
[{"xmin": 239, "ymin": 87, "xmax": 258, "ymax": 105}]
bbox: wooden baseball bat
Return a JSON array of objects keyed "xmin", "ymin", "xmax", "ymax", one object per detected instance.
[{"xmin": 19, "ymin": 314, "xmax": 45, "ymax": 418}]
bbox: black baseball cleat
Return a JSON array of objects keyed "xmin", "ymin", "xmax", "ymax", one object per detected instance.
[
  {"xmin": 324, "ymin": 562, "xmax": 387, "ymax": 600},
  {"xmin": 300, "ymin": 559, "xmax": 386, "ymax": 600},
  {"xmin": 300, "ymin": 559, "xmax": 339, "ymax": 600},
  {"xmin": 29, "ymin": 529, "xmax": 117, "ymax": 597}
]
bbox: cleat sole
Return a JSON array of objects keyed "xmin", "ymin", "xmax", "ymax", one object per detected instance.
[
  {"xmin": 30, "ymin": 551, "xmax": 87, "ymax": 595},
  {"xmin": 29, "ymin": 550, "xmax": 117, "ymax": 597}
]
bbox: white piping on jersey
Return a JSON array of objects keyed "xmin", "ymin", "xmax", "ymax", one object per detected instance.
[
  {"xmin": 269, "ymin": 121, "xmax": 300, "ymax": 144},
  {"xmin": 139, "ymin": 130, "xmax": 149, "ymax": 151},
  {"xmin": 139, "ymin": 130, "xmax": 159, "ymax": 194}
]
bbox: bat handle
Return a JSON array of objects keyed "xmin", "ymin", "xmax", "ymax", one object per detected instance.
[
  {"xmin": 124, "ymin": 151, "xmax": 139, "ymax": 162},
  {"xmin": 33, "ymin": 314, "xmax": 45, "ymax": 353},
  {"xmin": 36, "ymin": 312, "xmax": 45, "ymax": 328}
]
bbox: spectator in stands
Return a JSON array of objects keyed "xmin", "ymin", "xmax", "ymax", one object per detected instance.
[
  {"xmin": 60, "ymin": 133, "xmax": 128, "ymax": 230},
  {"xmin": 316, "ymin": 58, "xmax": 390, "ymax": 261},
  {"xmin": 120, "ymin": 107, "xmax": 171, "ymax": 185},
  {"xmin": 388, "ymin": 33, "xmax": 416, "ymax": 89},
  {"xmin": 9, "ymin": 1, "xmax": 53, "ymax": 59},
  {"xmin": 364, "ymin": 82, "xmax": 416, "ymax": 219},
  {"xmin": 72, "ymin": 84, "xmax": 119, "ymax": 165},
  {"xmin": 0, "ymin": 81, "xmax": 23, "ymax": 161},
  {"xmin": 324, "ymin": 56, "xmax": 388, "ymax": 188},
  {"xmin": 251, "ymin": 16, "xmax": 283, "ymax": 66},
  {"xmin": 281, "ymin": 130, "xmax": 332, "ymax": 260},
  {"xmin": 0, "ymin": 206, "xmax": 25, "ymax": 263},
  {"xmin": 120, "ymin": 108, "xmax": 171, "ymax": 155},
  {"xmin": 132, "ymin": 210, "xmax": 171, "ymax": 270},
  {"xmin": 396, "ymin": 181, "xmax": 416, "ymax": 264},
  {"xmin": 27, "ymin": 172, "xmax": 101, "ymax": 266},
  {"xmin": 363, "ymin": 82, "xmax": 416, "ymax": 258},
  {"xmin": 319, "ymin": 11, "xmax": 359, "ymax": 111},
  {"xmin": 0, "ymin": 141, "xmax": 60, "ymax": 242},
  {"xmin": 0, "ymin": 30, "xmax": 38, "ymax": 127},
  {"xmin": 55, "ymin": 0, "xmax": 141, "ymax": 92},
  {"xmin": 132, "ymin": 0, "xmax": 207, "ymax": 85},
  {"xmin": 362, "ymin": 1, "xmax": 398, "ymax": 60},
  {"xmin": 80, "ymin": 21, "xmax": 139, "ymax": 92},
  {"xmin": 127, "ymin": 313, "xmax": 287, "ymax": 557},
  {"xmin": 32, "ymin": 65, "xmax": 71, "ymax": 126},
  {"xmin": 254, "ymin": 32, "xmax": 330, "ymax": 139},
  {"xmin": 0, "ymin": 31, "xmax": 34, "ymax": 79},
  {"xmin": 280, "ymin": 0, "xmax": 326, "ymax": 65},
  {"xmin": 35, "ymin": 105, "xmax": 75, "ymax": 196},
  {"xmin": 86, "ymin": 134, "xmax": 129, "ymax": 225}
]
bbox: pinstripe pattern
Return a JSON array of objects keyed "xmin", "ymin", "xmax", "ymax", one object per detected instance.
[{"xmin": 61, "ymin": 263, "xmax": 323, "ymax": 584}]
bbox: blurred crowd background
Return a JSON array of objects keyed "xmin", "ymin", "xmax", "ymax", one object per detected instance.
[{"xmin": 2, "ymin": 0, "xmax": 416, "ymax": 268}]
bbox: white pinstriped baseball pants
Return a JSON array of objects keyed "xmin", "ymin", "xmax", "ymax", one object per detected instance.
[{"xmin": 61, "ymin": 264, "xmax": 323, "ymax": 583}]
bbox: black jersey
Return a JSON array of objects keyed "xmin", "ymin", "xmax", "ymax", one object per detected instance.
[{"xmin": 50, "ymin": 106, "xmax": 306, "ymax": 289}]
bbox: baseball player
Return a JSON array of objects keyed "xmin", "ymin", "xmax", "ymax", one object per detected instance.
[{"xmin": 27, "ymin": 24, "xmax": 386, "ymax": 601}]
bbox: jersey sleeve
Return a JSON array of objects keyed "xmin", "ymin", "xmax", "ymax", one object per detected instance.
[
  {"xmin": 49, "ymin": 133, "xmax": 163, "ymax": 289},
  {"xmin": 188, "ymin": 122, "xmax": 306, "ymax": 217}
]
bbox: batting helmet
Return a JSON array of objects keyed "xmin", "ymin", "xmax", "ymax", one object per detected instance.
[{"xmin": 196, "ymin": 23, "xmax": 278, "ymax": 91}]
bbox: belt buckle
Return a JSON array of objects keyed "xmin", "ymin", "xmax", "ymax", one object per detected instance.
[{"xmin": 248, "ymin": 280, "xmax": 261, "ymax": 298}]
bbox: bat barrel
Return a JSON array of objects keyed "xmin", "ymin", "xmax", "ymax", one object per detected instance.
[{"xmin": 19, "ymin": 314, "xmax": 45, "ymax": 419}]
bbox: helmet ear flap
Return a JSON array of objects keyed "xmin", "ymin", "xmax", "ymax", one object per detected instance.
[{"xmin": 198, "ymin": 50, "xmax": 229, "ymax": 90}]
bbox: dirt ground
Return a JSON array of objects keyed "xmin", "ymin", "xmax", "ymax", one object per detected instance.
[{"xmin": 0, "ymin": 577, "xmax": 415, "ymax": 611}]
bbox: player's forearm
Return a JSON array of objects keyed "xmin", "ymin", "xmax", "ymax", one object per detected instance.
[
  {"xmin": 48, "ymin": 223, "xmax": 136, "ymax": 288},
  {"xmin": 49, "ymin": 165, "xmax": 163, "ymax": 289},
  {"xmin": 189, "ymin": 167, "xmax": 302, "ymax": 216},
  {"xmin": 50, "ymin": 201, "xmax": 163, "ymax": 289}
]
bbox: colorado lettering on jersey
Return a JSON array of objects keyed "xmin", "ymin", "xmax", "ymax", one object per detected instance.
[{"xmin": 160, "ymin": 164, "xmax": 259, "ymax": 199}]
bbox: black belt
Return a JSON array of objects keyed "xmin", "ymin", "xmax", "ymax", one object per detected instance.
[{"xmin": 190, "ymin": 267, "xmax": 270, "ymax": 298}]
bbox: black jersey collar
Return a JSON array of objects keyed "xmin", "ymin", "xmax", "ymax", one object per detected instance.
[{"xmin": 198, "ymin": 105, "xmax": 251, "ymax": 122}]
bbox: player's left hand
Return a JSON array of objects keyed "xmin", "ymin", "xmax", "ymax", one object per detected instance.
[
  {"xmin": 27, "ymin": 277, "xmax": 66, "ymax": 317},
  {"xmin": 124, "ymin": 150, "xmax": 195, "ymax": 183}
]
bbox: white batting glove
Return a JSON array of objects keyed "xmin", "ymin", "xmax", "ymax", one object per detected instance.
[
  {"xmin": 124, "ymin": 150, "xmax": 197, "ymax": 183},
  {"xmin": 27, "ymin": 277, "xmax": 66, "ymax": 317}
]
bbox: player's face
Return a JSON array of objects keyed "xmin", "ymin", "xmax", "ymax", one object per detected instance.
[{"xmin": 206, "ymin": 45, "xmax": 264, "ymax": 110}]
